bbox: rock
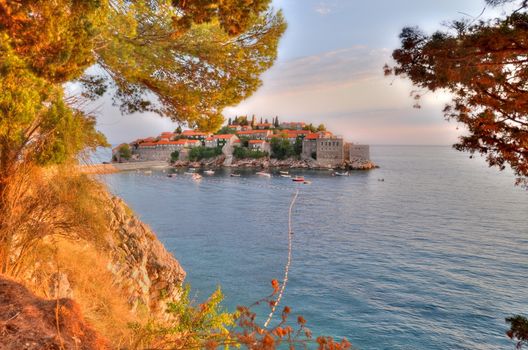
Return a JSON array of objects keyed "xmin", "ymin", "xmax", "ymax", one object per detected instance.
[{"xmin": 106, "ymin": 196, "xmax": 186, "ymax": 318}]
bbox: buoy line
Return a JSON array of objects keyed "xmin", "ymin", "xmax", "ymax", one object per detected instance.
[{"xmin": 264, "ymin": 188, "xmax": 299, "ymax": 328}]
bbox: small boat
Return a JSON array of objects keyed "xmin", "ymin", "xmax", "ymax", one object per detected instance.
[
  {"xmin": 292, "ymin": 176, "xmax": 305, "ymax": 182},
  {"xmin": 144, "ymin": 170, "xmax": 152, "ymax": 175},
  {"xmin": 230, "ymin": 173, "xmax": 241, "ymax": 177},
  {"xmin": 279, "ymin": 170, "xmax": 289, "ymax": 175},
  {"xmin": 280, "ymin": 174, "xmax": 291, "ymax": 178},
  {"xmin": 334, "ymin": 171, "xmax": 349, "ymax": 176},
  {"xmin": 167, "ymin": 173, "xmax": 176, "ymax": 178},
  {"xmin": 184, "ymin": 172, "xmax": 195, "ymax": 175},
  {"xmin": 204, "ymin": 170, "xmax": 215, "ymax": 175},
  {"xmin": 256, "ymin": 171, "xmax": 271, "ymax": 177}
]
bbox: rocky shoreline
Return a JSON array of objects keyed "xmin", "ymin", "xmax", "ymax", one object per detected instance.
[{"xmin": 171, "ymin": 156, "xmax": 377, "ymax": 170}]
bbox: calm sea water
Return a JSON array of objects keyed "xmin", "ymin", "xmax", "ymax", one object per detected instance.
[{"xmin": 100, "ymin": 146, "xmax": 528, "ymax": 350}]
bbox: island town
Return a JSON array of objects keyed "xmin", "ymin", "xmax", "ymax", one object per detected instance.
[{"xmin": 111, "ymin": 116, "xmax": 375, "ymax": 171}]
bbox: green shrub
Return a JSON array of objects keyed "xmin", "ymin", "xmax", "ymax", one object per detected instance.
[
  {"xmin": 233, "ymin": 147, "xmax": 268, "ymax": 159},
  {"xmin": 188, "ymin": 146, "xmax": 222, "ymax": 161},
  {"xmin": 170, "ymin": 150, "xmax": 179, "ymax": 162}
]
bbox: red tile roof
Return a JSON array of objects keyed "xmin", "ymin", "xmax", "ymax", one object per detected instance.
[
  {"xmin": 182, "ymin": 130, "xmax": 208, "ymax": 136},
  {"xmin": 237, "ymin": 130, "xmax": 271, "ymax": 135},
  {"xmin": 213, "ymin": 134, "xmax": 236, "ymax": 139}
]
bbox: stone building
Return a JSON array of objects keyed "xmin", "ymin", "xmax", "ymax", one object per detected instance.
[
  {"xmin": 301, "ymin": 134, "xmax": 319, "ymax": 160},
  {"xmin": 236, "ymin": 130, "xmax": 272, "ymax": 139},
  {"xmin": 248, "ymin": 140, "xmax": 271, "ymax": 153},
  {"xmin": 349, "ymin": 144, "xmax": 370, "ymax": 160},
  {"xmin": 280, "ymin": 122, "xmax": 305, "ymax": 130},
  {"xmin": 316, "ymin": 137, "xmax": 344, "ymax": 166}
]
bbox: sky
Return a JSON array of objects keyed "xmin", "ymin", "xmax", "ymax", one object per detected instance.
[{"xmin": 93, "ymin": 0, "xmax": 512, "ymax": 145}]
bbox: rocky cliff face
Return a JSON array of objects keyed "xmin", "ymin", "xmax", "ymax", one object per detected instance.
[{"xmin": 106, "ymin": 196, "xmax": 186, "ymax": 317}]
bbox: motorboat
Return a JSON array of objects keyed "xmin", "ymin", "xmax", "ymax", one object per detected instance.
[
  {"xmin": 280, "ymin": 174, "xmax": 291, "ymax": 178},
  {"xmin": 279, "ymin": 170, "xmax": 289, "ymax": 175},
  {"xmin": 292, "ymin": 176, "xmax": 305, "ymax": 182},
  {"xmin": 256, "ymin": 171, "xmax": 271, "ymax": 177},
  {"xmin": 230, "ymin": 173, "xmax": 241, "ymax": 177},
  {"xmin": 334, "ymin": 171, "xmax": 349, "ymax": 176},
  {"xmin": 204, "ymin": 170, "xmax": 215, "ymax": 175}
]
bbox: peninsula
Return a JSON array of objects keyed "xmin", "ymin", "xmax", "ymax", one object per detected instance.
[{"xmin": 112, "ymin": 116, "xmax": 376, "ymax": 170}]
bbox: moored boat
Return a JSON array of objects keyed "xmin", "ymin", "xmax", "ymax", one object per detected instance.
[
  {"xmin": 334, "ymin": 171, "xmax": 349, "ymax": 176},
  {"xmin": 292, "ymin": 176, "xmax": 305, "ymax": 182},
  {"xmin": 256, "ymin": 171, "xmax": 271, "ymax": 177},
  {"xmin": 230, "ymin": 173, "xmax": 241, "ymax": 177},
  {"xmin": 204, "ymin": 170, "xmax": 215, "ymax": 175}
]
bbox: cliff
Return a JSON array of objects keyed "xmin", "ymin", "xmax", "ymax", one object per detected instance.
[
  {"xmin": 10, "ymin": 187, "xmax": 186, "ymax": 346},
  {"xmin": 106, "ymin": 196, "xmax": 186, "ymax": 316}
]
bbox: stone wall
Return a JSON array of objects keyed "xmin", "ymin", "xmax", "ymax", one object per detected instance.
[
  {"xmin": 316, "ymin": 138, "xmax": 344, "ymax": 166},
  {"xmin": 349, "ymin": 144, "xmax": 370, "ymax": 160}
]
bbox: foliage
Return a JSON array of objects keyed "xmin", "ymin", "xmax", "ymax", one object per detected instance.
[
  {"xmin": 175, "ymin": 125, "xmax": 183, "ymax": 134},
  {"xmin": 171, "ymin": 150, "xmax": 180, "ymax": 162},
  {"xmin": 385, "ymin": 1, "xmax": 528, "ymax": 185},
  {"xmin": 303, "ymin": 123, "xmax": 318, "ymax": 133},
  {"xmin": 234, "ymin": 116, "xmax": 249, "ymax": 126},
  {"xmin": 274, "ymin": 116, "xmax": 280, "ymax": 128},
  {"xmin": 118, "ymin": 144, "xmax": 132, "ymax": 160},
  {"xmin": 188, "ymin": 146, "xmax": 223, "ymax": 161},
  {"xmin": 129, "ymin": 281, "xmax": 352, "ymax": 350},
  {"xmin": 0, "ymin": 167, "xmax": 108, "ymax": 276},
  {"xmin": 239, "ymin": 136, "xmax": 251, "ymax": 147},
  {"xmin": 233, "ymin": 147, "xmax": 268, "ymax": 159},
  {"xmin": 293, "ymin": 138, "xmax": 303, "ymax": 156},
  {"xmin": 2, "ymin": 0, "xmax": 286, "ymax": 132},
  {"xmin": 216, "ymin": 126, "xmax": 237, "ymax": 135},
  {"xmin": 507, "ymin": 315, "xmax": 528, "ymax": 349},
  {"xmin": 317, "ymin": 124, "xmax": 326, "ymax": 132},
  {"xmin": 270, "ymin": 138, "xmax": 294, "ymax": 160}
]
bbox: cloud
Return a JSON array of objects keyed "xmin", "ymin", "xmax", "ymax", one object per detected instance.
[
  {"xmin": 225, "ymin": 46, "xmax": 464, "ymax": 145},
  {"xmin": 314, "ymin": 1, "xmax": 332, "ymax": 15}
]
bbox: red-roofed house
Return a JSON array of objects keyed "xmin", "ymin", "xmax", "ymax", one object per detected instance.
[
  {"xmin": 280, "ymin": 122, "xmax": 306, "ymax": 130},
  {"xmin": 248, "ymin": 139, "xmax": 271, "ymax": 153},
  {"xmin": 211, "ymin": 134, "xmax": 239, "ymax": 148},
  {"xmin": 236, "ymin": 130, "xmax": 272, "ymax": 140},
  {"xmin": 255, "ymin": 123, "xmax": 272, "ymax": 130},
  {"xmin": 181, "ymin": 130, "xmax": 209, "ymax": 142}
]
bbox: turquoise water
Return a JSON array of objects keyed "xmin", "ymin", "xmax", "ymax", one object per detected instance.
[{"xmin": 101, "ymin": 146, "xmax": 528, "ymax": 349}]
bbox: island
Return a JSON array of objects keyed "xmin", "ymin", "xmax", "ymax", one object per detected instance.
[{"xmin": 112, "ymin": 116, "xmax": 376, "ymax": 170}]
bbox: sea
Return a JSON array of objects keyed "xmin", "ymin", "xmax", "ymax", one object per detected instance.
[{"xmin": 97, "ymin": 146, "xmax": 528, "ymax": 350}]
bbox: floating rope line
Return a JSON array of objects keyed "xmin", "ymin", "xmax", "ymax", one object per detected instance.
[{"xmin": 264, "ymin": 188, "xmax": 299, "ymax": 328}]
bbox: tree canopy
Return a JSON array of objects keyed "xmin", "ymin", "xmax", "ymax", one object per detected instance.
[{"xmin": 385, "ymin": 0, "xmax": 528, "ymax": 185}]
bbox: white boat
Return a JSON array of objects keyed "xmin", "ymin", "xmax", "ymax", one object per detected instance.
[
  {"xmin": 204, "ymin": 170, "xmax": 215, "ymax": 175},
  {"xmin": 144, "ymin": 170, "xmax": 152, "ymax": 175},
  {"xmin": 184, "ymin": 172, "xmax": 195, "ymax": 175},
  {"xmin": 279, "ymin": 170, "xmax": 289, "ymax": 175},
  {"xmin": 256, "ymin": 171, "xmax": 271, "ymax": 177},
  {"xmin": 280, "ymin": 174, "xmax": 291, "ymax": 178},
  {"xmin": 230, "ymin": 173, "xmax": 241, "ymax": 177},
  {"xmin": 334, "ymin": 171, "xmax": 349, "ymax": 176}
]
